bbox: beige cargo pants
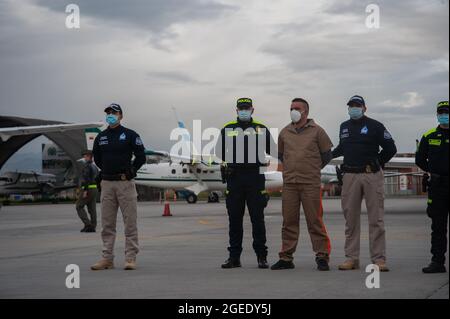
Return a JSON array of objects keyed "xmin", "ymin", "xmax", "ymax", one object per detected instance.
[
  {"xmin": 100, "ymin": 180, "xmax": 139, "ymax": 261},
  {"xmin": 279, "ymin": 183, "xmax": 331, "ymax": 262},
  {"xmin": 341, "ymin": 171, "xmax": 386, "ymax": 263}
]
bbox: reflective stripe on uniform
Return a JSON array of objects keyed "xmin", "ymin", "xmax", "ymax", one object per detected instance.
[
  {"xmin": 87, "ymin": 184, "xmax": 97, "ymax": 189},
  {"xmin": 423, "ymin": 128, "xmax": 437, "ymax": 138}
]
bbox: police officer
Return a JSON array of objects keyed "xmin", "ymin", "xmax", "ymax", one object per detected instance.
[
  {"xmin": 332, "ymin": 95, "xmax": 397, "ymax": 272},
  {"xmin": 219, "ymin": 98, "xmax": 275, "ymax": 269},
  {"xmin": 76, "ymin": 150, "xmax": 99, "ymax": 233},
  {"xmin": 91, "ymin": 103, "xmax": 146, "ymax": 271},
  {"xmin": 416, "ymin": 101, "xmax": 449, "ymax": 274}
]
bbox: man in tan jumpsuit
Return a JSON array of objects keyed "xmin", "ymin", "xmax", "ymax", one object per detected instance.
[{"xmin": 271, "ymin": 98, "xmax": 333, "ymax": 271}]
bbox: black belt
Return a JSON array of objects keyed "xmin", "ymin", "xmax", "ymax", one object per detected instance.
[
  {"xmin": 342, "ymin": 164, "xmax": 380, "ymax": 174},
  {"xmin": 102, "ymin": 173, "xmax": 132, "ymax": 181}
]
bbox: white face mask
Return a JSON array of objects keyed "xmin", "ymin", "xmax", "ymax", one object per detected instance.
[{"xmin": 290, "ymin": 110, "xmax": 303, "ymax": 123}]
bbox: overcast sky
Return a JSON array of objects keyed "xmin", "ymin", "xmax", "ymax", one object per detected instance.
[{"xmin": 0, "ymin": 0, "xmax": 448, "ymax": 160}]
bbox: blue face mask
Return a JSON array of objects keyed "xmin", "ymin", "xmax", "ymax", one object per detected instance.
[
  {"xmin": 106, "ymin": 114, "xmax": 119, "ymax": 126},
  {"xmin": 348, "ymin": 107, "xmax": 364, "ymax": 120},
  {"xmin": 437, "ymin": 114, "xmax": 449, "ymax": 125},
  {"xmin": 238, "ymin": 110, "xmax": 252, "ymax": 122}
]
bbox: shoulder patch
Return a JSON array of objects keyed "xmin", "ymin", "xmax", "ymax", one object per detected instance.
[
  {"xmin": 383, "ymin": 130, "xmax": 392, "ymax": 140},
  {"xmin": 135, "ymin": 136, "xmax": 143, "ymax": 146}
]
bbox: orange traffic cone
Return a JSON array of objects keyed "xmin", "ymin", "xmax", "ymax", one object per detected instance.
[{"xmin": 162, "ymin": 202, "xmax": 172, "ymax": 217}]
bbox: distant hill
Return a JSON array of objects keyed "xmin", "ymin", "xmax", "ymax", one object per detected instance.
[{"xmin": 0, "ymin": 152, "xmax": 42, "ymax": 174}]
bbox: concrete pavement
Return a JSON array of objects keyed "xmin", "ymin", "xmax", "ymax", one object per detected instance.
[{"xmin": 0, "ymin": 198, "xmax": 448, "ymax": 299}]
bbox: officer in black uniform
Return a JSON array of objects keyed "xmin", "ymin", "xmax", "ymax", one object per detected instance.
[
  {"xmin": 219, "ymin": 98, "xmax": 275, "ymax": 269},
  {"xmin": 416, "ymin": 101, "xmax": 449, "ymax": 274},
  {"xmin": 332, "ymin": 95, "xmax": 397, "ymax": 271},
  {"xmin": 91, "ymin": 103, "xmax": 146, "ymax": 271}
]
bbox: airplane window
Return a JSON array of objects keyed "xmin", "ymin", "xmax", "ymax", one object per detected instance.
[
  {"xmin": 197, "ymin": 169, "xmax": 201, "ymax": 174},
  {"xmin": 171, "ymin": 169, "xmax": 176, "ymax": 174},
  {"xmin": 203, "ymin": 171, "xmax": 208, "ymax": 174},
  {"xmin": 189, "ymin": 169, "xmax": 193, "ymax": 174},
  {"xmin": 182, "ymin": 169, "xmax": 187, "ymax": 174}
]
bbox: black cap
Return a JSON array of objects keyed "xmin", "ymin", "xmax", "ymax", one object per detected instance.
[
  {"xmin": 347, "ymin": 95, "xmax": 366, "ymax": 107},
  {"xmin": 81, "ymin": 150, "xmax": 93, "ymax": 156},
  {"xmin": 236, "ymin": 98, "xmax": 253, "ymax": 109},
  {"xmin": 437, "ymin": 101, "xmax": 449, "ymax": 111},
  {"xmin": 104, "ymin": 103, "xmax": 123, "ymax": 114}
]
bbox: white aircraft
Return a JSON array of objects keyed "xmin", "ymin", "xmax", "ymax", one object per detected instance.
[{"xmin": 136, "ymin": 159, "xmax": 283, "ymax": 204}]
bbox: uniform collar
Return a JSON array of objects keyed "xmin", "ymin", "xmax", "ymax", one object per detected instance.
[
  {"xmin": 237, "ymin": 117, "xmax": 254, "ymax": 125},
  {"xmin": 107, "ymin": 124, "xmax": 123, "ymax": 131}
]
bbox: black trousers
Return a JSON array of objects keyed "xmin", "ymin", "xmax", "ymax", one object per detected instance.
[
  {"xmin": 226, "ymin": 171, "xmax": 268, "ymax": 259},
  {"xmin": 427, "ymin": 184, "xmax": 449, "ymax": 265}
]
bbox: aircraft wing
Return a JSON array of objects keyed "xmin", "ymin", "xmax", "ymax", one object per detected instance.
[
  {"xmin": 0, "ymin": 122, "xmax": 104, "ymax": 142},
  {"xmin": 145, "ymin": 149, "xmax": 220, "ymax": 168},
  {"xmin": 330, "ymin": 157, "xmax": 417, "ymax": 169}
]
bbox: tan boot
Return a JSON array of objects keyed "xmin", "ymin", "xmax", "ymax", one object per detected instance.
[
  {"xmin": 124, "ymin": 259, "xmax": 137, "ymax": 270},
  {"xmin": 91, "ymin": 259, "xmax": 114, "ymax": 271},
  {"xmin": 375, "ymin": 261, "xmax": 390, "ymax": 272},
  {"xmin": 338, "ymin": 259, "xmax": 360, "ymax": 270}
]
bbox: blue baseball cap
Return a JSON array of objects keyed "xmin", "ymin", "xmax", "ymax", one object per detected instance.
[
  {"xmin": 104, "ymin": 103, "xmax": 123, "ymax": 114},
  {"xmin": 347, "ymin": 95, "xmax": 366, "ymax": 107}
]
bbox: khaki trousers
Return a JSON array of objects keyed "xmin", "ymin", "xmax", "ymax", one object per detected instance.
[
  {"xmin": 341, "ymin": 171, "xmax": 386, "ymax": 263},
  {"xmin": 279, "ymin": 183, "xmax": 331, "ymax": 261},
  {"xmin": 100, "ymin": 180, "xmax": 139, "ymax": 261}
]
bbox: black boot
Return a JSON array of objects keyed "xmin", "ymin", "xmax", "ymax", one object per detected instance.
[
  {"xmin": 80, "ymin": 226, "xmax": 88, "ymax": 232},
  {"xmin": 271, "ymin": 259, "xmax": 295, "ymax": 270},
  {"xmin": 85, "ymin": 226, "xmax": 96, "ymax": 233},
  {"xmin": 221, "ymin": 258, "xmax": 242, "ymax": 269},
  {"xmin": 422, "ymin": 262, "xmax": 447, "ymax": 274},
  {"xmin": 257, "ymin": 256, "xmax": 269, "ymax": 269},
  {"xmin": 316, "ymin": 257, "xmax": 330, "ymax": 271}
]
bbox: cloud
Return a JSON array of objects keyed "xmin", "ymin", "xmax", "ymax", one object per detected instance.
[
  {"xmin": 146, "ymin": 71, "xmax": 213, "ymax": 86},
  {"xmin": 381, "ymin": 92, "xmax": 425, "ymax": 109},
  {"xmin": 0, "ymin": 0, "xmax": 448, "ymax": 159},
  {"xmin": 32, "ymin": 0, "xmax": 236, "ymax": 32}
]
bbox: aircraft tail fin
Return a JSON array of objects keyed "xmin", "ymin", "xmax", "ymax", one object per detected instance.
[{"xmin": 84, "ymin": 127, "xmax": 101, "ymax": 150}]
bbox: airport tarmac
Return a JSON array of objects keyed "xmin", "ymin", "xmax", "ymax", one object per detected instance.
[{"xmin": 0, "ymin": 197, "xmax": 448, "ymax": 299}]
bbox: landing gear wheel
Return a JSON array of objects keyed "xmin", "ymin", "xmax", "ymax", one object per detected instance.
[
  {"xmin": 186, "ymin": 194, "xmax": 198, "ymax": 204},
  {"xmin": 208, "ymin": 192, "xmax": 220, "ymax": 203}
]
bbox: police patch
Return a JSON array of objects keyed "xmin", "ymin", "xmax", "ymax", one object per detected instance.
[
  {"xmin": 384, "ymin": 130, "xmax": 392, "ymax": 140},
  {"xmin": 135, "ymin": 137, "xmax": 143, "ymax": 146},
  {"xmin": 119, "ymin": 133, "xmax": 126, "ymax": 141},
  {"xmin": 361, "ymin": 126, "xmax": 369, "ymax": 135}
]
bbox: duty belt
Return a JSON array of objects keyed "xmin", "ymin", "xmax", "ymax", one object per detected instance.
[
  {"xmin": 102, "ymin": 173, "xmax": 132, "ymax": 181},
  {"xmin": 341, "ymin": 164, "xmax": 380, "ymax": 174}
]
